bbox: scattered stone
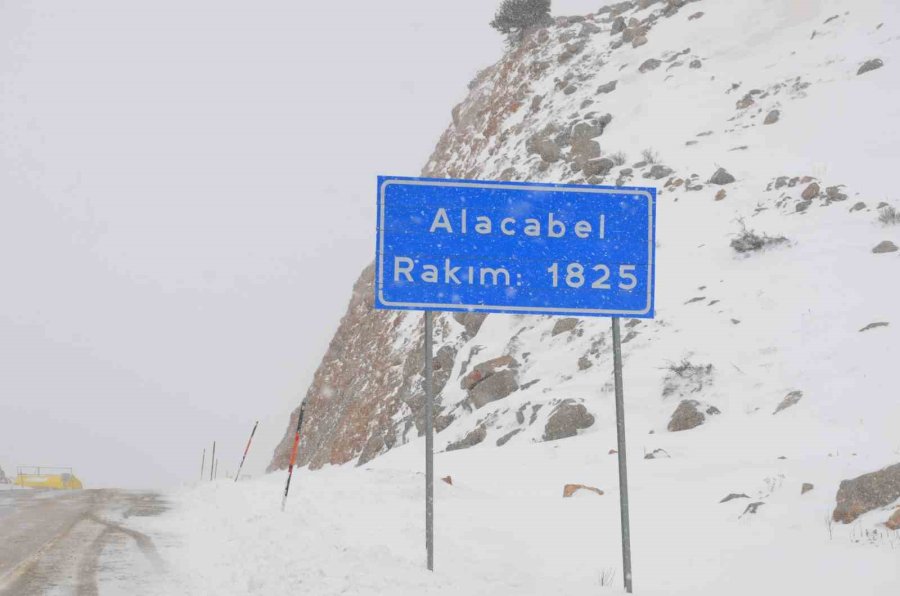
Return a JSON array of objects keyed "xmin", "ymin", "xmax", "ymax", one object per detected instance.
[
  {"xmin": 720, "ymin": 493, "xmax": 750, "ymax": 503},
  {"xmin": 857, "ymin": 58, "xmax": 884, "ymax": 76},
  {"xmin": 645, "ymin": 164, "xmax": 674, "ymax": 179},
  {"xmin": 688, "ymin": 11, "xmax": 704, "ymax": 21},
  {"xmin": 743, "ymin": 502, "xmax": 765, "ymax": 515},
  {"xmin": 442, "ymin": 475, "xmax": 453, "ymax": 485},
  {"xmin": 583, "ymin": 158, "xmax": 615, "ymax": 177},
  {"xmin": 496, "ymin": 428, "xmax": 523, "ymax": 447},
  {"xmin": 709, "ymin": 167, "xmax": 736, "ymax": 185},
  {"xmin": 608, "ymin": 449, "xmax": 617, "ymax": 455},
  {"xmin": 801, "ymin": 182, "xmax": 820, "ymax": 200},
  {"xmin": 563, "ymin": 484, "xmax": 605, "ymax": 498},
  {"xmin": 764, "ymin": 109, "xmax": 780, "ymax": 125},
  {"xmin": 736, "ymin": 94, "xmax": 755, "ymax": 109},
  {"xmin": 469, "ymin": 369, "xmax": 519, "ymax": 408},
  {"xmin": 796, "ymin": 200, "xmax": 812, "ymax": 213},
  {"xmin": 452, "ymin": 312, "xmax": 488, "ymax": 337},
  {"xmin": 801, "ymin": 483, "xmax": 814, "ymax": 495},
  {"xmin": 552, "ymin": 317, "xmax": 579, "ymax": 336},
  {"xmin": 611, "ymin": 16, "xmax": 627, "ymax": 34},
  {"xmin": 564, "ymin": 84, "xmax": 578, "ymax": 95},
  {"xmin": 825, "ymin": 185, "xmax": 847, "ymax": 203},
  {"xmin": 461, "ymin": 355, "xmax": 517, "ymax": 390},
  {"xmin": 543, "ymin": 401, "xmax": 595, "ymax": 441},
  {"xmin": 668, "ymin": 400, "xmax": 719, "ymax": 432},
  {"xmin": 872, "ymin": 240, "xmax": 898, "ymax": 254},
  {"xmin": 632, "ymin": 35, "xmax": 648, "ymax": 48},
  {"xmin": 833, "ymin": 462, "xmax": 900, "ymax": 523},
  {"xmin": 850, "ymin": 201, "xmax": 866, "ymax": 213},
  {"xmin": 773, "ymin": 390, "xmax": 803, "ymax": 414},
  {"xmin": 639, "ymin": 58, "xmax": 662, "ymax": 73},
  {"xmin": 644, "ymin": 448, "xmax": 670, "ymax": 460},
  {"xmin": 446, "ymin": 425, "xmax": 486, "ymax": 451},
  {"xmin": 578, "ymin": 355, "xmax": 593, "ymax": 371},
  {"xmin": 689, "ymin": 59, "xmax": 702, "ymax": 69},
  {"xmin": 715, "ymin": 189, "xmax": 726, "ymax": 201},
  {"xmin": 527, "ymin": 134, "xmax": 562, "ymax": 163},
  {"xmin": 886, "ymin": 508, "xmax": 900, "ymax": 530},
  {"xmin": 859, "ymin": 322, "xmax": 889, "ymax": 332},
  {"xmin": 597, "ymin": 80, "xmax": 618, "ymax": 94}
]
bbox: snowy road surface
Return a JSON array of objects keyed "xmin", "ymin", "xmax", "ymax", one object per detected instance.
[{"xmin": 0, "ymin": 489, "xmax": 167, "ymax": 595}]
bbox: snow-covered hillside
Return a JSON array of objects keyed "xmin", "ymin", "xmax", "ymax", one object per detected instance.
[{"xmin": 178, "ymin": 0, "xmax": 900, "ymax": 592}]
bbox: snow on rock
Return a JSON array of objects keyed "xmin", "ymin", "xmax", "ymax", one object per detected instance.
[{"xmin": 833, "ymin": 463, "xmax": 900, "ymax": 524}]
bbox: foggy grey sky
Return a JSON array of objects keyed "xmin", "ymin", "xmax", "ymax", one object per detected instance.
[{"xmin": 0, "ymin": 1, "xmax": 603, "ymax": 488}]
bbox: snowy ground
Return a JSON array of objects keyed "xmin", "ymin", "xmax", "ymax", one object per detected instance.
[{"xmin": 132, "ymin": 430, "xmax": 899, "ymax": 595}]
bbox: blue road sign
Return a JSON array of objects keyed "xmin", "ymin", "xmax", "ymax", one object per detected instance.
[{"xmin": 375, "ymin": 176, "xmax": 656, "ymax": 318}]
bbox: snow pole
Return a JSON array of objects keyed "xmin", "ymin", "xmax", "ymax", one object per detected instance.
[
  {"xmin": 281, "ymin": 403, "xmax": 306, "ymax": 512},
  {"xmin": 210, "ymin": 441, "xmax": 216, "ymax": 482},
  {"xmin": 200, "ymin": 448, "xmax": 206, "ymax": 481},
  {"xmin": 235, "ymin": 421, "xmax": 259, "ymax": 482}
]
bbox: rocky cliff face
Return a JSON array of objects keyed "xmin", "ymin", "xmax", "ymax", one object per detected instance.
[{"xmin": 271, "ymin": 0, "xmax": 899, "ymax": 473}]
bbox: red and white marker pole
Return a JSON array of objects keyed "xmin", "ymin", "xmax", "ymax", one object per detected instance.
[
  {"xmin": 234, "ymin": 421, "xmax": 259, "ymax": 482},
  {"xmin": 281, "ymin": 403, "xmax": 306, "ymax": 512}
]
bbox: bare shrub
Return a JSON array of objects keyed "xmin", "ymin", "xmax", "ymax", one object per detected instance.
[
  {"xmin": 730, "ymin": 220, "xmax": 788, "ymax": 253},
  {"xmin": 610, "ymin": 151, "xmax": 628, "ymax": 166},
  {"xmin": 662, "ymin": 359, "xmax": 714, "ymax": 398},
  {"xmin": 641, "ymin": 148, "xmax": 659, "ymax": 164},
  {"xmin": 878, "ymin": 205, "xmax": 900, "ymax": 225}
]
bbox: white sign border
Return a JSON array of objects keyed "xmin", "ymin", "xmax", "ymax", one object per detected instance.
[{"xmin": 377, "ymin": 178, "xmax": 654, "ymax": 317}]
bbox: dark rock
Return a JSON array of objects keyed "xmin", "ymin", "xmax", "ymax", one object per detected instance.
[
  {"xmin": 773, "ymin": 390, "xmax": 803, "ymax": 414},
  {"xmin": 859, "ymin": 322, "xmax": 889, "ymax": 332},
  {"xmin": 442, "ymin": 475, "xmax": 453, "ymax": 485},
  {"xmin": 743, "ymin": 502, "xmax": 765, "ymax": 515},
  {"xmin": 461, "ymin": 355, "xmax": 517, "ymax": 390},
  {"xmin": 709, "ymin": 167, "xmax": 736, "ymax": 185},
  {"xmin": 552, "ymin": 317, "xmax": 579, "ymax": 336},
  {"xmin": 527, "ymin": 134, "xmax": 562, "ymax": 163},
  {"xmin": 644, "ymin": 448, "xmax": 670, "ymax": 460},
  {"xmin": 688, "ymin": 11, "xmax": 704, "ymax": 20},
  {"xmin": 543, "ymin": 401, "xmax": 595, "ymax": 441},
  {"xmin": 801, "ymin": 182, "xmax": 820, "ymax": 200},
  {"xmin": 578, "ymin": 355, "xmax": 593, "ymax": 370},
  {"xmin": 802, "ymin": 483, "xmax": 814, "ymax": 495},
  {"xmin": 645, "ymin": 164, "xmax": 674, "ymax": 179},
  {"xmin": 668, "ymin": 400, "xmax": 716, "ymax": 432},
  {"xmin": 857, "ymin": 58, "xmax": 884, "ymax": 76},
  {"xmin": 872, "ymin": 241, "xmax": 898, "ymax": 254},
  {"xmin": 583, "ymin": 158, "xmax": 615, "ymax": 177},
  {"xmin": 825, "ymin": 185, "xmax": 847, "ymax": 202},
  {"xmin": 597, "ymin": 80, "xmax": 618, "ymax": 94},
  {"xmin": 469, "ymin": 369, "xmax": 519, "ymax": 408},
  {"xmin": 689, "ymin": 59, "xmax": 702, "ymax": 69},
  {"xmin": 564, "ymin": 85, "xmax": 578, "ymax": 95},
  {"xmin": 850, "ymin": 201, "xmax": 866, "ymax": 212},
  {"xmin": 496, "ymin": 428, "xmax": 523, "ymax": 447},
  {"xmin": 764, "ymin": 109, "xmax": 780, "ymax": 125},
  {"xmin": 446, "ymin": 425, "xmax": 487, "ymax": 451},
  {"xmin": 720, "ymin": 493, "xmax": 750, "ymax": 503},
  {"xmin": 639, "ymin": 58, "xmax": 662, "ymax": 73},
  {"xmin": 632, "ymin": 35, "xmax": 648, "ymax": 48},
  {"xmin": 833, "ymin": 463, "xmax": 900, "ymax": 523}
]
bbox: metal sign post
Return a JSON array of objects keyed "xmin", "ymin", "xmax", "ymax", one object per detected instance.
[
  {"xmin": 375, "ymin": 175, "xmax": 655, "ymax": 587},
  {"xmin": 424, "ymin": 311, "xmax": 435, "ymax": 571},
  {"xmin": 611, "ymin": 318, "xmax": 633, "ymax": 593}
]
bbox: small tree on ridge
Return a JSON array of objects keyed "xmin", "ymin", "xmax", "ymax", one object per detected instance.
[{"xmin": 490, "ymin": 0, "xmax": 553, "ymax": 43}]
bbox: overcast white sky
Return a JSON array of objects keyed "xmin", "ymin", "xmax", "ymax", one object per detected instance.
[{"xmin": 0, "ymin": 1, "xmax": 604, "ymax": 488}]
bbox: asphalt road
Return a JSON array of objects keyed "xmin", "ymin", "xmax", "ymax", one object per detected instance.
[{"xmin": 0, "ymin": 489, "xmax": 167, "ymax": 595}]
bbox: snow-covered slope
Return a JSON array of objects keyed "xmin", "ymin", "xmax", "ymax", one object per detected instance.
[
  {"xmin": 272, "ymin": 0, "xmax": 899, "ymax": 485},
  {"xmin": 138, "ymin": 1, "xmax": 900, "ymax": 593}
]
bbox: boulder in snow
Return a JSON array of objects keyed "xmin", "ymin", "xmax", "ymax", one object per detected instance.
[
  {"xmin": 469, "ymin": 369, "xmax": 519, "ymax": 409},
  {"xmin": 639, "ymin": 58, "xmax": 662, "ymax": 73},
  {"xmin": 668, "ymin": 399, "xmax": 720, "ymax": 432},
  {"xmin": 709, "ymin": 167, "xmax": 736, "ymax": 185},
  {"xmin": 857, "ymin": 58, "xmax": 884, "ymax": 76},
  {"xmin": 773, "ymin": 390, "xmax": 803, "ymax": 414},
  {"xmin": 563, "ymin": 484, "xmax": 604, "ymax": 498},
  {"xmin": 446, "ymin": 425, "xmax": 487, "ymax": 451},
  {"xmin": 833, "ymin": 463, "xmax": 900, "ymax": 523},
  {"xmin": 872, "ymin": 240, "xmax": 898, "ymax": 254},
  {"xmin": 543, "ymin": 401, "xmax": 595, "ymax": 441}
]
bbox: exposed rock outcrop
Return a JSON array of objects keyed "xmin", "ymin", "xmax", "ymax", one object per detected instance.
[{"xmin": 833, "ymin": 463, "xmax": 900, "ymax": 523}]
